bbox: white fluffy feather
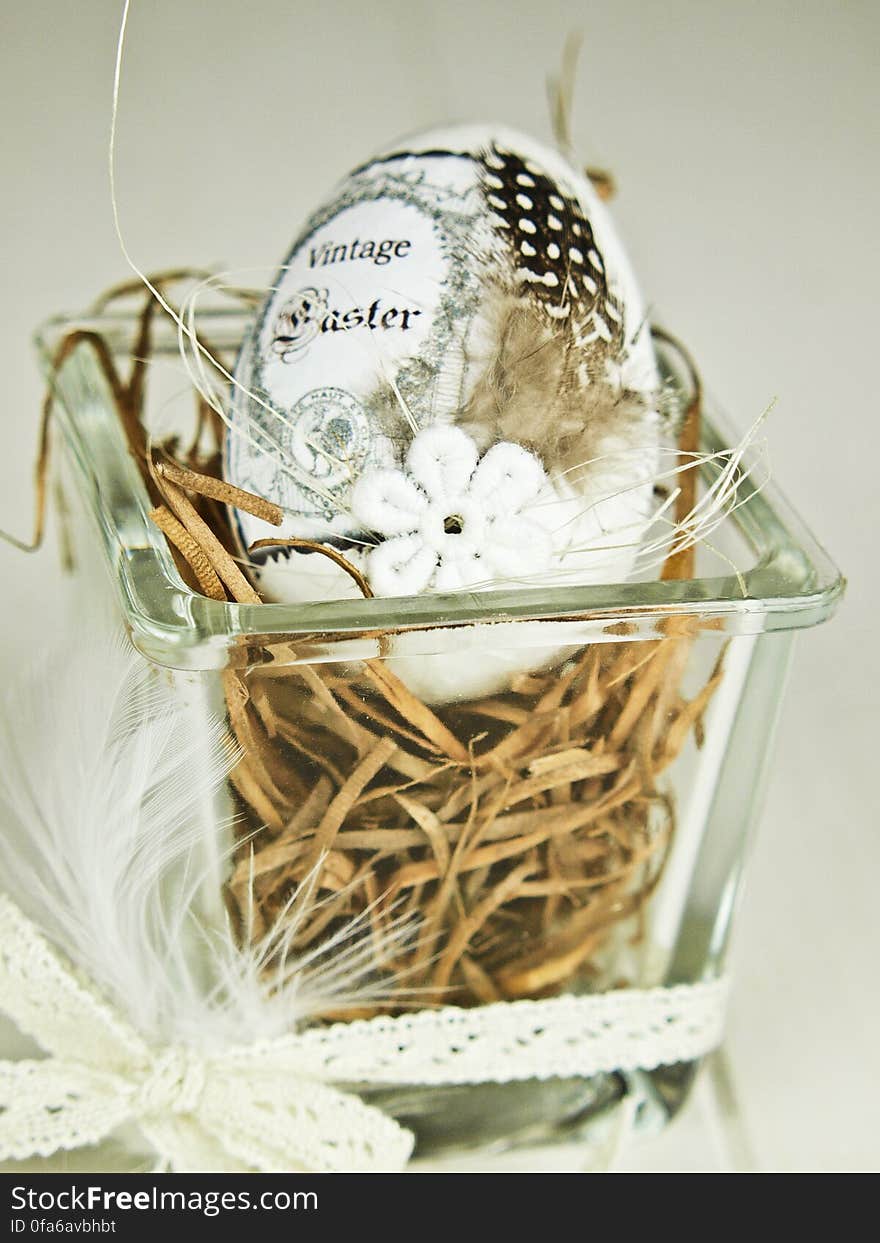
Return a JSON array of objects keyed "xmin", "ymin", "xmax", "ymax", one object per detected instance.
[
  {"xmin": 0, "ymin": 635, "xmax": 417, "ymax": 1046},
  {"xmin": 0, "ymin": 637, "xmax": 232, "ymax": 1040}
]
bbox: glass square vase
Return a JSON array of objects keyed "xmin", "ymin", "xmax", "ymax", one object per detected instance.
[{"xmin": 34, "ymin": 307, "xmax": 843, "ymax": 1166}]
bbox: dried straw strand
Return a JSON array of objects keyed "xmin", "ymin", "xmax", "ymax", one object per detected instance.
[{"xmin": 148, "ymin": 505, "xmax": 225, "ymax": 600}]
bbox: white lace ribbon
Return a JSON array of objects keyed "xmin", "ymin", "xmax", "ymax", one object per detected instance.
[{"xmin": 0, "ymin": 896, "xmax": 728, "ymax": 1173}]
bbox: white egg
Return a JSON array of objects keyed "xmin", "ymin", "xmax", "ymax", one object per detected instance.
[{"xmin": 225, "ymin": 123, "xmax": 661, "ymax": 701}]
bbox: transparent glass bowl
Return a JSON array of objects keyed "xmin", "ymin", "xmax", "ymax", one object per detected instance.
[{"xmin": 35, "ymin": 307, "xmax": 843, "ymax": 1162}]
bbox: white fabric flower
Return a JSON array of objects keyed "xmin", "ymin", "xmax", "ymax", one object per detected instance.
[{"xmin": 350, "ymin": 426, "xmax": 552, "ymax": 596}]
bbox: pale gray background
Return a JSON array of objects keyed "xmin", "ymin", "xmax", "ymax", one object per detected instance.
[{"xmin": 1, "ymin": 0, "xmax": 877, "ymax": 1171}]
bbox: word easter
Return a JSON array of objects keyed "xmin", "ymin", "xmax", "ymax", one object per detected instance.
[
  {"xmin": 316, "ymin": 297, "xmax": 422, "ymax": 333},
  {"xmin": 272, "ymin": 291, "xmax": 423, "ymax": 360},
  {"xmin": 309, "ymin": 238, "xmax": 412, "ymax": 268}
]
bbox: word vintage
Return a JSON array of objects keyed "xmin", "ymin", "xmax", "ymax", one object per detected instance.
[{"xmin": 308, "ymin": 237, "xmax": 412, "ymax": 268}]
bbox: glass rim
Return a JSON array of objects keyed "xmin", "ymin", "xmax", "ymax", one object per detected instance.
[{"xmin": 35, "ymin": 307, "xmax": 845, "ymax": 669}]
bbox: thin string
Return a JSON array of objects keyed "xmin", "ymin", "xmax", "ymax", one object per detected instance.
[{"xmin": 109, "ymin": 4, "xmax": 342, "ymax": 504}]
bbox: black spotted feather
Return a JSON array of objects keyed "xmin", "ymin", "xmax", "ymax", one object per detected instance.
[
  {"xmin": 480, "ymin": 145, "xmax": 626, "ymax": 363},
  {"xmin": 458, "ymin": 145, "xmax": 649, "ymax": 474}
]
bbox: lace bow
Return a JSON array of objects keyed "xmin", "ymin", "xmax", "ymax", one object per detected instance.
[{"xmin": 0, "ymin": 897, "xmax": 728, "ymax": 1173}]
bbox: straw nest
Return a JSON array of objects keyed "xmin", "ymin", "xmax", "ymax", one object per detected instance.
[{"xmin": 31, "ymin": 279, "xmax": 722, "ymax": 1013}]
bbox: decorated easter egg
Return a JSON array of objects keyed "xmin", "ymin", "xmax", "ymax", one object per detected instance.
[{"xmin": 224, "ymin": 123, "xmax": 661, "ymax": 699}]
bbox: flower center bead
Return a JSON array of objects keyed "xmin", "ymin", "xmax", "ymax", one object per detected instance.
[{"xmin": 419, "ymin": 498, "xmax": 484, "ymax": 554}]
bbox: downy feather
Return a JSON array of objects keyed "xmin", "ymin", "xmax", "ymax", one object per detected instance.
[{"xmin": 0, "ymin": 634, "xmax": 417, "ymax": 1046}]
